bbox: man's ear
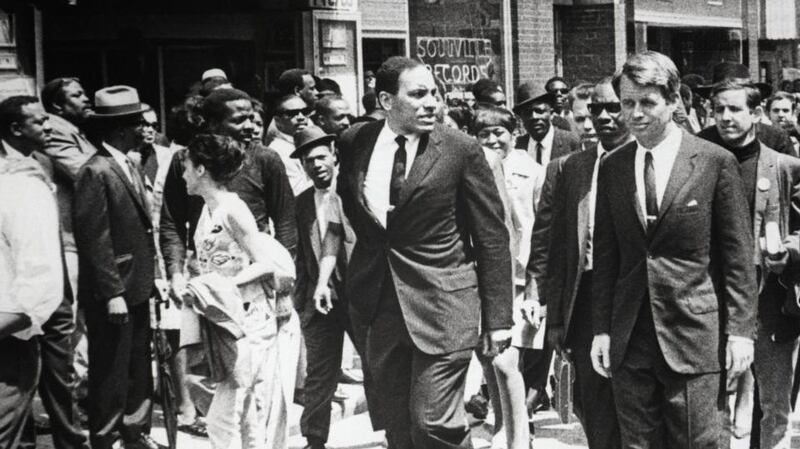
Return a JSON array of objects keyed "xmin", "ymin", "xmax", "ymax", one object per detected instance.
[
  {"xmin": 9, "ymin": 121, "xmax": 23, "ymax": 138},
  {"xmin": 753, "ymin": 105, "xmax": 764, "ymax": 120},
  {"xmin": 378, "ymin": 92, "xmax": 393, "ymax": 112}
]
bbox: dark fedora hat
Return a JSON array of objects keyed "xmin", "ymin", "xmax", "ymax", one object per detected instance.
[
  {"xmin": 291, "ymin": 125, "xmax": 336, "ymax": 159},
  {"xmin": 513, "ymin": 82, "xmax": 553, "ymax": 113},
  {"xmin": 89, "ymin": 85, "xmax": 150, "ymax": 119}
]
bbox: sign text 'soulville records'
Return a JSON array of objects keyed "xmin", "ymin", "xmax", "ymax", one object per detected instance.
[{"xmin": 416, "ymin": 36, "xmax": 495, "ymax": 87}]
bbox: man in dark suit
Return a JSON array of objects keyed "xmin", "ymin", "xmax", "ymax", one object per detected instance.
[
  {"xmin": 336, "ymin": 56, "xmax": 513, "ymax": 449},
  {"xmin": 291, "ymin": 126, "xmax": 379, "ymax": 449},
  {"xmin": 590, "ymin": 51, "xmax": 757, "ymax": 448},
  {"xmin": 543, "ymin": 78, "xmax": 630, "ymax": 449},
  {"xmin": 704, "ymin": 80, "xmax": 800, "ymax": 449},
  {"xmin": 73, "ymin": 86, "xmax": 159, "ymax": 449},
  {"xmin": 514, "ymin": 82, "xmax": 581, "ymax": 166},
  {"xmin": 519, "ymin": 81, "xmax": 581, "ymax": 415}
]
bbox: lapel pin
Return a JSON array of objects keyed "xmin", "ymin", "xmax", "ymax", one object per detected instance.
[{"xmin": 757, "ymin": 177, "xmax": 771, "ymax": 192}]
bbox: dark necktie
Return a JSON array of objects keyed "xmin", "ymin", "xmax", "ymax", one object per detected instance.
[
  {"xmin": 644, "ymin": 151, "xmax": 658, "ymax": 229},
  {"xmin": 389, "ymin": 135, "xmax": 407, "ymax": 208},
  {"xmin": 125, "ymin": 157, "xmax": 148, "ymax": 207},
  {"xmin": 535, "ymin": 141, "xmax": 544, "ymax": 165}
]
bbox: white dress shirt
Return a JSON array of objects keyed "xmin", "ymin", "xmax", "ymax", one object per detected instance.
[
  {"xmin": 526, "ymin": 126, "xmax": 555, "ymax": 167},
  {"xmin": 585, "ymin": 143, "xmax": 608, "ymax": 270},
  {"xmin": 103, "ymin": 142, "xmax": 136, "ymax": 184},
  {"xmin": 634, "ymin": 122, "xmax": 682, "ymax": 226},
  {"xmin": 363, "ymin": 122, "xmax": 421, "ymax": 227},
  {"xmin": 0, "ymin": 172, "xmax": 63, "ymax": 340},
  {"xmin": 267, "ymin": 126, "xmax": 313, "ymax": 196}
]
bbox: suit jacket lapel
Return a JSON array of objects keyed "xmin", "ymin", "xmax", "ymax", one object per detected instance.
[
  {"xmin": 576, "ymin": 151, "xmax": 597, "ymax": 262},
  {"xmin": 99, "ymin": 148, "xmax": 151, "ymax": 222},
  {"xmin": 651, "ymin": 135, "xmax": 697, "ymax": 236},
  {"xmin": 620, "ymin": 144, "xmax": 647, "ymax": 232},
  {"xmin": 392, "ymin": 131, "xmax": 441, "ymax": 217},
  {"xmin": 353, "ymin": 121, "xmax": 385, "ymax": 229},
  {"xmin": 753, "ymin": 146, "xmax": 779, "ymax": 263}
]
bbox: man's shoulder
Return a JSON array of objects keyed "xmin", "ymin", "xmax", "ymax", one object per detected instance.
[
  {"xmin": 434, "ymin": 124, "xmax": 479, "ymax": 150},
  {"xmin": 683, "ymin": 132, "xmax": 734, "ymax": 163},
  {"xmin": 247, "ymin": 142, "xmax": 284, "ymax": 168},
  {"xmin": 47, "ymin": 113, "xmax": 79, "ymax": 137},
  {"xmin": 553, "ymin": 127, "xmax": 580, "ymax": 144}
]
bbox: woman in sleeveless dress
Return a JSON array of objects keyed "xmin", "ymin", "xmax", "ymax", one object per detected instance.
[{"xmin": 180, "ymin": 134, "xmax": 295, "ymax": 449}]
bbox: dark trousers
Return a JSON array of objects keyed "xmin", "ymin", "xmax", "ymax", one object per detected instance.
[
  {"xmin": 0, "ymin": 337, "xmax": 40, "ymax": 449},
  {"xmin": 19, "ymin": 295, "xmax": 88, "ymax": 449},
  {"xmin": 612, "ymin": 299, "xmax": 723, "ymax": 449},
  {"xmin": 367, "ymin": 280, "xmax": 473, "ymax": 449},
  {"xmin": 300, "ymin": 300, "xmax": 380, "ymax": 443},
  {"xmin": 85, "ymin": 302, "xmax": 152, "ymax": 449},
  {"xmin": 566, "ymin": 272, "xmax": 620, "ymax": 449},
  {"xmin": 521, "ymin": 335, "xmax": 554, "ymax": 395}
]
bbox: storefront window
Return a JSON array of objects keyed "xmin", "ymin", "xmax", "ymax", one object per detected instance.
[{"xmin": 409, "ymin": 0, "xmax": 507, "ymax": 104}]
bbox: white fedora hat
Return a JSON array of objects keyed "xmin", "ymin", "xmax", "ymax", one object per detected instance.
[{"xmin": 90, "ymin": 85, "xmax": 150, "ymax": 118}]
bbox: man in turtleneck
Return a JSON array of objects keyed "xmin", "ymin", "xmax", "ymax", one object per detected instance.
[{"xmin": 706, "ymin": 79, "xmax": 800, "ymax": 449}]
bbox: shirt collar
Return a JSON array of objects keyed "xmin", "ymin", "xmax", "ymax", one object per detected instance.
[
  {"xmin": 102, "ymin": 141, "xmax": 133, "ymax": 170},
  {"xmin": 638, "ymin": 122, "xmax": 681, "ymax": 153},
  {"xmin": 1, "ymin": 140, "xmax": 29, "ymax": 159},
  {"xmin": 596, "ymin": 142, "xmax": 606, "ymax": 157},
  {"xmin": 377, "ymin": 121, "xmax": 421, "ymax": 148},
  {"xmin": 536, "ymin": 125, "xmax": 555, "ymax": 149}
]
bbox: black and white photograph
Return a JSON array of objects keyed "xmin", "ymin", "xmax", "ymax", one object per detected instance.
[{"xmin": 1, "ymin": 1, "xmax": 800, "ymax": 448}]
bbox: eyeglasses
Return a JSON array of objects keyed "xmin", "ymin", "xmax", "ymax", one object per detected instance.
[
  {"xmin": 588, "ymin": 102, "xmax": 622, "ymax": 116},
  {"xmin": 550, "ymin": 88, "xmax": 569, "ymax": 95},
  {"xmin": 137, "ymin": 120, "xmax": 160, "ymax": 131},
  {"xmin": 277, "ymin": 107, "xmax": 313, "ymax": 118}
]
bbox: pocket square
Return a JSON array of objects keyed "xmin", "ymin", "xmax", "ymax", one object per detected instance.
[{"xmin": 686, "ymin": 200, "xmax": 698, "ymax": 207}]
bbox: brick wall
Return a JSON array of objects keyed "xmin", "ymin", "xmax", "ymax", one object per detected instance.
[
  {"xmin": 557, "ymin": 4, "xmax": 617, "ymax": 84},
  {"xmin": 511, "ymin": 0, "xmax": 555, "ymax": 93}
]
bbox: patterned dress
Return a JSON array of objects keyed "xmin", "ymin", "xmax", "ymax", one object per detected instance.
[{"xmin": 194, "ymin": 192, "xmax": 295, "ymax": 449}]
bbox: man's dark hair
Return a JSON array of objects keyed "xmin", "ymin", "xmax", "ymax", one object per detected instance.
[
  {"xmin": 767, "ymin": 91, "xmax": 797, "ymax": 112},
  {"xmin": 376, "ymin": 57, "xmax": 425, "ymax": 96},
  {"xmin": 272, "ymin": 94, "xmax": 305, "ymax": 112},
  {"xmin": 277, "ymin": 68, "xmax": 310, "ymax": 96},
  {"xmin": 166, "ymin": 94, "xmax": 204, "ymax": 146},
  {"xmin": 545, "ymin": 76, "xmax": 568, "ymax": 92},
  {"xmin": 0, "ymin": 96, "xmax": 40, "ymax": 136},
  {"xmin": 710, "ymin": 80, "xmax": 761, "ymax": 111},
  {"xmin": 318, "ymin": 78, "xmax": 341, "ymax": 96},
  {"xmin": 41, "ymin": 77, "xmax": 81, "ymax": 113},
  {"xmin": 200, "ymin": 88, "xmax": 252, "ymax": 125},
  {"xmin": 568, "ymin": 83, "xmax": 594, "ymax": 109},
  {"xmin": 362, "ymin": 90, "xmax": 378, "ymax": 113},
  {"xmin": 315, "ymin": 95, "xmax": 347, "ymax": 117}
]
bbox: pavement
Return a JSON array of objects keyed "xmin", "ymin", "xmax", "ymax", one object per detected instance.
[{"xmin": 33, "ymin": 385, "xmax": 754, "ymax": 449}]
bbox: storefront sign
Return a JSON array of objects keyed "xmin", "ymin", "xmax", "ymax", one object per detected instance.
[
  {"xmin": 416, "ymin": 36, "xmax": 498, "ymax": 89},
  {"xmin": 308, "ymin": 0, "xmax": 358, "ymax": 11}
]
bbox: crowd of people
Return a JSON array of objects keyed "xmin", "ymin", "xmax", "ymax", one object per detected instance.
[{"xmin": 2, "ymin": 49, "xmax": 800, "ymax": 449}]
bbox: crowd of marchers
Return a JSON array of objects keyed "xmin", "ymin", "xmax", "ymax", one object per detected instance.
[{"xmin": 2, "ymin": 50, "xmax": 800, "ymax": 449}]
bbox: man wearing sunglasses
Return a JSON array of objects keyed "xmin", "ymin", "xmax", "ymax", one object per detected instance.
[
  {"xmin": 546, "ymin": 77, "xmax": 574, "ymax": 131},
  {"xmin": 539, "ymin": 78, "xmax": 631, "ymax": 449},
  {"xmin": 267, "ymin": 94, "xmax": 314, "ymax": 195}
]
